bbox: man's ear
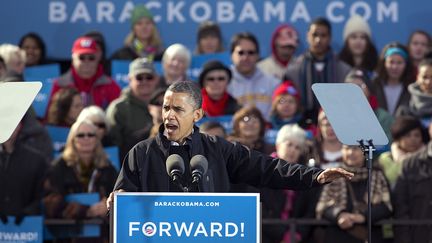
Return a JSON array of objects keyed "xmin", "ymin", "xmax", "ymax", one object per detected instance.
[{"xmin": 193, "ymin": 108, "xmax": 204, "ymax": 123}]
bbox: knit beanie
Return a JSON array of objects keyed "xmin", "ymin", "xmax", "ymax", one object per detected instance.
[
  {"xmin": 343, "ymin": 15, "xmax": 371, "ymax": 41},
  {"xmin": 131, "ymin": 5, "xmax": 154, "ymax": 28},
  {"xmin": 272, "ymin": 80, "xmax": 300, "ymax": 102}
]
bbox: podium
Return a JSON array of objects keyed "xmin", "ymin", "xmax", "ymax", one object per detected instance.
[{"xmin": 112, "ymin": 192, "xmax": 260, "ymax": 243}]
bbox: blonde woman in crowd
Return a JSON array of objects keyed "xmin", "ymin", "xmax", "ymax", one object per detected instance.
[{"xmin": 43, "ymin": 119, "xmax": 117, "ymax": 242}]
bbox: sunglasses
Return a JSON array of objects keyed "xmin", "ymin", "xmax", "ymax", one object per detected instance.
[
  {"xmin": 136, "ymin": 74, "xmax": 154, "ymax": 81},
  {"xmin": 205, "ymin": 76, "xmax": 227, "ymax": 82},
  {"xmin": 76, "ymin": 132, "xmax": 97, "ymax": 138},
  {"xmin": 79, "ymin": 55, "xmax": 96, "ymax": 62},
  {"xmin": 237, "ymin": 50, "xmax": 257, "ymax": 56},
  {"xmin": 93, "ymin": 122, "xmax": 106, "ymax": 129}
]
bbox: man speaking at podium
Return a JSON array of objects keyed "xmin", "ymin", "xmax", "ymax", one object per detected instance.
[{"xmin": 107, "ymin": 81, "xmax": 353, "ymax": 209}]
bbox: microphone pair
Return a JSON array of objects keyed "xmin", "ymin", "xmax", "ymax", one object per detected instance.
[{"xmin": 165, "ymin": 154, "xmax": 209, "ymax": 192}]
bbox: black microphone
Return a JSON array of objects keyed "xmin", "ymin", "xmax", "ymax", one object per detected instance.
[
  {"xmin": 190, "ymin": 155, "xmax": 208, "ymax": 186},
  {"xmin": 166, "ymin": 154, "xmax": 185, "ymax": 191}
]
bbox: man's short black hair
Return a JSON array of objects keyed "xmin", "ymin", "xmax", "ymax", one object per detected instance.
[
  {"xmin": 230, "ymin": 32, "xmax": 260, "ymax": 54},
  {"xmin": 309, "ymin": 17, "xmax": 332, "ymax": 36},
  {"xmin": 166, "ymin": 81, "xmax": 202, "ymax": 110}
]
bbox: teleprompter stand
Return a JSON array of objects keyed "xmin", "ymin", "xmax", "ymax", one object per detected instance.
[{"xmin": 312, "ymin": 83, "xmax": 389, "ymax": 243}]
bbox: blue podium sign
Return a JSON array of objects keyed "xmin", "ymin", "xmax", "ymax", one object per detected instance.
[{"xmin": 114, "ymin": 193, "xmax": 260, "ymax": 243}]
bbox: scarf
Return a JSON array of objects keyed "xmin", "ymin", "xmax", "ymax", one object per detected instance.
[
  {"xmin": 132, "ymin": 38, "xmax": 158, "ymax": 59},
  {"xmin": 71, "ymin": 64, "xmax": 104, "ymax": 93},
  {"xmin": 316, "ymin": 164, "xmax": 392, "ymax": 219},
  {"xmin": 408, "ymin": 83, "xmax": 432, "ymax": 118},
  {"xmin": 201, "ymin": 88, "xmax": 229, "ymax": 117},
  {"xmin": 300, "ymin": 51, "xmax": 335, "ymax": 111},
  {"xmin": 270, "ymin": 113, "xmax": 302, "ymax": 130}
]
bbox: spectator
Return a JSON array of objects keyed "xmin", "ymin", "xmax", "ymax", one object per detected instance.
[
  {"xmin": 47, "ymin": 87, "xmax": 84, "ymax": 127},
  {"xmin": 316, "ymin": 144, "xmax": 392, "ymax": 243},
  {"xmin": 50, "ymin": 36, "xmax": 121, "ymax": 109},
  {"xmin": 43, "ymin": 119, "xmax": 117, "ymax": 242},
  {"xmin": 393, "ymin": 122, "xmax": 432, "ymax": 243},
  {"xmin": 160, "ymin": 43, "xmax": 192, "ymax": 87},
  {"xmin": 76, "ymin": 105, "xmax": 113, "ymax": 147},
  {"xmin": 227, "ymin": 32, "xmax": 279, "ymax": 120},
  {"xmin": 258, "ymin": 24, "xmax": 299, "ymax": 79},
  {"xmin": 397, "ymin": 59, "xmax": 432, "ymax": 124},
  {"xmin": 345, "ymin": 68, "xmax": 394, "ymax": 144},
  {"xmin": 227, "ymin": 106, "xmax": 273, "ymax": 154},
  {"xmin": 18, "ymin": 32, "xmax": 47, "ymax": 67},
  {"xmin": 18, "ymin": 112, "xmax": 54, "ymax": 164},
  {"xmin": 378, "ymin": 116, "xmax": 426, "ymax": 187},
  {"xmin": 123, "ymin": 88, "xmax": 166, "ymax": 154},
  {"xmin": 270, "ymin": 80, "xmax": 303, "ymax": 130},
  {"xmin": 106, "ymin": 57, "xmax": 159, "ymax": 157},
  {"xmin": 195, "ymin": 21, "xmax": 224, "ymax": 54},
  {"xmin": 199, "ymin": 60, "xmax": 241, "ymax": 117},
  {"xmin": 111, "ymin": 4, "xmax": 163, "ymax": 61},
  {"xmin": 0, "ymin": 44, "xmax": 26, "ymax": 82},
  {"xmin": 261, "ymin": 124, "xmax": 319, "ymax": 243},
  {"xmin": 339, "ymin": 15, "xmax": 378, "ymax": 73},
  {"xmin": 84, "ymin": 30, "xmax": 110, "ymax": 74},
  {"xmin": 374, "ymin": 42, "xmax": 414, "ymax": 115},
  {"xmin": 199, "ymin": 121, "xmax": 226, "ymax": 138},
  {"xmin": 313, "ymin": 109, "xmax": 343, "ymax": 169},
  {"xmin": 407, "ymin": 30, "xmax": 431, "ymax": 69},
  {"xmin": 0, "ymin": 123, "xmax": 47, "ymax": 223},
  {"xmin": 284, "ymin": 17, "xmax": 351, "ymax": 123}
]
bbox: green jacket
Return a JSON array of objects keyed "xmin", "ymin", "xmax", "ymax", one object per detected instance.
[{"xmin": 106, "ymin": 88, "xmax": 153, "ymax": 149}]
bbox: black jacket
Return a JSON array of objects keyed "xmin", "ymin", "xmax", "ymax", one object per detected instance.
[
  {"xmin": 0, "ymin": 143, "xmax": 47, "ymax": 216},
  {"xmin": 114, "ymin": 126, "xmax": 324, "ymax": 192},
  {"xmin": 393, "ymin": 142, "xmax": 432, "ymax": 243}
]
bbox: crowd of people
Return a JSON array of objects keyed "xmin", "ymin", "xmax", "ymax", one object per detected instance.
[{"xmin": 0, "ymin": 4, "xmax": 431, "ymax": 243}]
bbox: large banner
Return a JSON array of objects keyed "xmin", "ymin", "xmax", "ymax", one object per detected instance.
[
  {"xmin": 114, "ymin": 192, "xmax": 260, "ymax": 243},
  {"xmin": 0, "ymin": 0, "xmax": 430, "ymax": 59}
]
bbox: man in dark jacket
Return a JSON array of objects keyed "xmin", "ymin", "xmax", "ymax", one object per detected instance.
[
  {"xmin": 284, "ymin": 17, "xmax": 351, "ymax": 123},
  {"xmin": 393, "ymin": 122, "xmax": 432, "ymax": 243},
  {"xmin": 0, "ymin": 122, "xmax": 47, "ymax": 224},
  {"xmin": 107, "ymin": 81, "xmax": 353, "ymax": 209}
]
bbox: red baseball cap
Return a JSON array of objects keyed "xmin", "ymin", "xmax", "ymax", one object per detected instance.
[{"xmin": 72, "ymin": 37, "xmax": 98, "ymax": 55}]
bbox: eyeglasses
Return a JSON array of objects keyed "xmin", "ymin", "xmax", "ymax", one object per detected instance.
[
  {"xmin": 237, "ymin": 50, "xmax": 257, "ymax": 56},
  {"xmin": 135, "ymin": 74, "xmax": 154, "ymax": 81},
  {"xmin": 278, "ymin": 97, "xmax": 297, "ymax": 104},
  {"xmin": 241, "ymin": 116, "xmax": 259, "ymax": 123},
  {"xmin": 78, "ymin": 54, "xmax": 96, "ymax": 62},
  {"xmin": 205, "ymin": 76, "xmax": 227, "ymax": 82},
  {"xmin": 76, "ymin": 132, "xmax": 97, "ymax": 138},
  {"xmin": 93, "ymin": 122, "xmax": 106, "ymax": 129}
]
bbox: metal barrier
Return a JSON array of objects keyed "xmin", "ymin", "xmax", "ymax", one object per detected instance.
[
  {"xmin": 44, "ymin": 218, "xmax": 432, "ymax": 242},
  {"xmin": 262, "ymin": 218, "xmax": 432, "ymax": 243}
]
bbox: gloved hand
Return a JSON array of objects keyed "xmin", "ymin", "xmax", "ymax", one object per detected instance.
[
  {"xmin": 0, "ymin": 213, "xmax": 8, "ymax": 224},
  {"xmin": 14, "ymin": 213, "xmax": 25, "ymax": 225}
]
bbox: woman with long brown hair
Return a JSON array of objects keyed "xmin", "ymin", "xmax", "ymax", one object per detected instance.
[{"xmin": 374, "ymin": 42, "xmax": 415, "ymax": 115}]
